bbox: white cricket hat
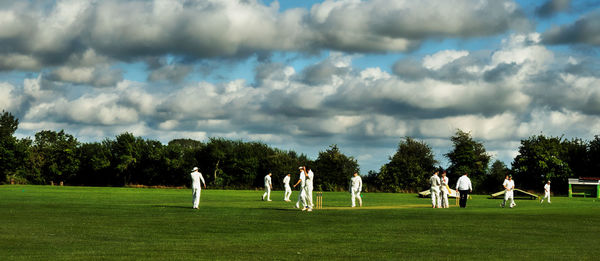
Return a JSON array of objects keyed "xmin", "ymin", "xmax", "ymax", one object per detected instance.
[{"xmin": 192, "ymin": 167, "xmax": 198, "ymax": 171}]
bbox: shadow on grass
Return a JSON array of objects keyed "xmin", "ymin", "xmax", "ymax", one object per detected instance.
[{"xmin": 152, "ymin": 205, "xmax": 191, "ymax": 209}]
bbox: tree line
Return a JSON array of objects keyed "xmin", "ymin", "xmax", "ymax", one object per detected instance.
[{"xmin": 1, "ymin": 111, "xmax": 599, "ymax": 194}]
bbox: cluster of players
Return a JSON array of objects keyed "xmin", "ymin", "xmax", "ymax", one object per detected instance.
[
  {"xmin": 191, "ymin": 166, "xmax": 363, "ymax": 211},
  {"xmin": 262, "ymin": 166, "xmax": 363, "ymax": 211},
  {"xmin": 429, "ymin": 170, "xmax": 552, "ymax": 209}
]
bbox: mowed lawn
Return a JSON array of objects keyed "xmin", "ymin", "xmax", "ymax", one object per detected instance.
[{"xmin": 1, "ymin": 186, "xmax": 599, "ymax": 260}]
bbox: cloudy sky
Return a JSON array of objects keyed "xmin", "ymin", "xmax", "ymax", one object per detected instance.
[{"xmin": 1, "ymin": 0, "xmax": 599, "ymax": 172}]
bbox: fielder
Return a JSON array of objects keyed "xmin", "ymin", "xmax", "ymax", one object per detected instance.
[
  {"xmin": 501, "ymin": 175, "xmax": 516, "ymax": 208},
  {"xmin": 190, "ymin": 167, "xmax": 206, "ymax": 209},
  {"xmin": 293, "ymin": 167, "xmax": 308, "ymax": 210},
  {"xmin": 430, "ymin": 171, "xmax": 441, "ymax": 208},
  {"xmin": 262, "ymin": 173, "xmax": 273, "ymax": 201},
  {"xmin": 283, "ymin": 174, "xmax": 292, "ymax": 202},
  {"xmin": 440, "ymin": 170, "xmax": 450, "ymax": 208},
  {"xmin": 540, "ymin": 181, "xmax": 551, "ymax": 204},
  {"xmin": 350, "ymin": 172, "xmax": 363, "ymax": 207},
  {"xmin": 305, "ymin": 167, "xmax": 314, "ymax": 211}
]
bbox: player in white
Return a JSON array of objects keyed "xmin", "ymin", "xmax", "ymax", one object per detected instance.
[
  {"xmin": 283, "ymin": 174, "xmax": 292, "ymax": 202},
  {"xmin": 293, "ymin": 167, "xmax": 307, "ymax": 210},
  {"xmin": 262, "ymin": 173, "xmax": 273, "ymax": 201},
  {"xmin": 350, "ymin": 172, "xmax": 363, "ymax": 207},
  {"xmin": 304, "ymin": 167, "xmax": 314, "ymax": 211},
  {"xmin": 190, "ymin": 167, "xmax": 206, "ymax": 209},
  {"xmin": 430, "ymin": 171, "xmax": 441, "ymax": 208},
  {"xmin": 540, "ymin": 180, "xmax": 551, "ymax": 204},
  {"xmin": 501, "ymin": 175, "xmax": 516, "ymax": 208},
  {"xmin": 440, "ymin": 170, "xmax": 450, "ymax": 208}
]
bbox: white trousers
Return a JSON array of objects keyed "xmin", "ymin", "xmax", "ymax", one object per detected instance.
[
  {"xmin": 192, "ymin": 187, "xmax": 201, "ymax": 208},
  {"xmin": 440, "ymin": 187, "xmax": 449, "ymax": 208},
  {"xmin": 296, "ymin": 188, "xmax": 307, "ymax": 208},
  {"xmin": 502, "ymin": 190, "xmax": 515, "ymax": 207},
  {"xmin": 284, "ymin": 185, "xmax": 292, "ymax": 200},
  {"xmin": 541, "ymin": 192, "xmax": 551, "ymax": 203},
  {"xmin": 262, "ymin": 186, "xmax": 271, "ymax": 200},
  {"xmin": 431, "ymin": 187, "xmax": 440, "ymax": 207},
  {"xmin": 304, "ymin": 186, "xmax": 313, "ymax": 208},
  {"xmin": 351, "ymin": 189, "xmax": 362, "ymax": 207}
]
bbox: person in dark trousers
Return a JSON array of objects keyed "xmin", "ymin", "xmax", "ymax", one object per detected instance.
[{"xmin": 455, "ymin": 173, "xmax": 472, "ymax": 208}]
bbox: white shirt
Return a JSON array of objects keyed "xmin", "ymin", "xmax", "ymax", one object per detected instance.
[
  {"xmin": 190, "ymin": 171, "xmax": 205, "ymax": 189},
  {"xmin": 503, "ymin": 179, "xmax": 514, "ymax": 191},
  {"xmin": 264, "ymin": 175, "xmax": 272, "ymax": 187},
  {"xmin": 430, "ymin": 175, "xmax": 441, "ymax": 188},
  {"xmin": 544, "ymin": 183, "xmax": 551, "ymax": 193},
  {"xmin": 305, "ymin": 170, "xmax": 314, "ymax": 189},
  {"xmin": 456, "ymin": 175, "xmax": 472, "ymax": 191},
  {"xmin": 441, "ymin": 176, "xmax": 449, "ymax": 186},
  {"xmin": 283, "ymin": 176, "xmax": 291, "ymax": 187},
  {"xmin": 298, "ymin": 170, "xmax": 306, "ymax": 187},
  {"xmin": 351, "ymin": 175, "xmax": 362, "ymax": 191}
]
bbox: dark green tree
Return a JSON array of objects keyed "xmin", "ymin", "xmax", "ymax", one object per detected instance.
[
  {"xmin": 445, "ymin": 130, "xmax": 490, "ymax": 192},
  {"xmin": 482, "ymin": 160, "xmax": 510, "ymax": 193},
  {"xmin": 586, "ymin": 136, "xmax": 600, "ymax": 177},
  {"xmin": 512, "ymin": 135, "xmax": 572, "ymax": 193},
  {"xmin": 313, "ymin": 144, "xmax": 360, "ymax": 191},
  {"xmin": 378, "ymin": 137, "xmax": 437, "ymax": 192},
  {"xmin": 0, "ymin": 111, "xmax": 20, "ymax": 182},
  {"xmin": 32, "ymin": 130, "xmax": 80, "ymax": 184}
]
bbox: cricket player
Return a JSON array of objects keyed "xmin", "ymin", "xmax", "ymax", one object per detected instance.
[
  {"xmin": 262, "ymin": 173, "xmax": 273, "ymax": 201},
  {"xmin": 455, "ymin": 173, "xmax": 472, "ymax": 208},
  {"xmin": 350, "ymin": 172, "xmax": 363, "ymax": 207},
  {"xmin": 541, "ymin": 181, "xmax": 551, "ymax": 204},
  {"xmin": 305, "ymin": 167, "xmax": 314, "ymax": 211},
  {"xmin": 430, "ymin": 171, "xmax": 441, "ymax": 208},
  {"xmin": 293, "ymin": 167, "xmax": 307, "ymax": 210},
  {"xmin": 283, "ymin": 174, "xmax": 292, "ymax": 202},
  {"xmin": 440, "ymin": 170, "xmax": 450, "ymax": 208},
  {"xmin": 501, "ymin": 175, "xmax": 516, "ymax": 208},
  {"xmin": 190, "ymin": 167, "xmax": 206, "ymax": 209}
]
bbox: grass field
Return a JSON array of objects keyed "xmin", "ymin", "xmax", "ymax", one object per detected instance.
[{"xmin": 2, "ymin": 185, "xmax": 600, "ymax": 260}]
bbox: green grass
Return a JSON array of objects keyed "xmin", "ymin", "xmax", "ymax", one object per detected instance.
[{"xmin": 1, "ymin": 185, "xmax": 599, "ymax": 260}]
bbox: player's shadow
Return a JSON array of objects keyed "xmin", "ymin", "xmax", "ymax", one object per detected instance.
[
  {"xmin": 152, "ymin": 205, "xmax": 190, "ymax": 209},
  {"xmin": 257, "ymin": 207, "xmax": 297, "ymax": 211}
]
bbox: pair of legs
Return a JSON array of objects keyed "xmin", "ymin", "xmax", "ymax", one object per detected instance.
[
  {"xmin": 440, "ymin": 190, "xmax": 449, "ymax": 208},
  {"xmin": 192, "ymin": 187, "xmax": 201, "ymax": 209},
  {"xmin": 540, "ymin": 192, "xmax": 551, "ymax": 203},
  {"xmin": 458, "ymin": 190, "xmax": 470, "ymax": 208},
  {"xmin": 262, "ymin": 187, "xmax": 272, "ymax": 201},
  {"xmin": 284, "ymin": 185, "xmax": 292, "ymax": 201},
  {"xmin": 351, "ymin": 189, "xmax": 362, "ymax": 207},
  {"xmin": 296, "ymin": 188, "xmax": 307, "ymax": 208},
  {"xmin": 502, "ymin": 191, "xmax": 515, "ymax": 208},
  {"xmin": 304, "ymin": 186, "xmax": 313, "ymax": 209},
  {"xmin": 431, "ymin": 188, "xmax": 440, "ymax": 208}
]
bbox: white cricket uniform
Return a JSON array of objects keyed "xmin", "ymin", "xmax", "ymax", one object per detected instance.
[
  {"xmin": 262, "ymin": 175, "xmax": 272, "ymax": 201},
  {"xmin": 430, "ymin": 174, "xmax": 441, "ymax": 207},
  {"xmin": 191, "ymin": 170, "xmax": 206, "ymax": 209},
  {"xmin": 296, "ymin": 171, "xmax": 307, "ymax": 208},
  {"xmin": 541, "ymin": 183, "xmax": 551, "ymax": 203},
  {"xmin": 440, "ymin": 176, "xmax": 449, "ymax": 208},
  {"xmin": 283, "ymin": 175, "xmax": 292, "ymax": 201},
  {"xmin": 502, "ymin": 179, "xmax": 516, "ymax": 208},
  {"xmin": 305, "ymin": 170, "xmax": 314, "ymax": 208},
  {"xmin": 350, "ymin": 175, "xmax": 363, "ymax": 207}
]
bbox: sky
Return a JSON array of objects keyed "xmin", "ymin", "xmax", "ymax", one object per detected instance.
[{"xmin": 1, "ymin": 0, "xmax": 599, "ymax": 173}]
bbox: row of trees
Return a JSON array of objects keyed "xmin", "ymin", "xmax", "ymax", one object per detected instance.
[
  {"xmin": 1, "ymin": 111, "xmax": 358, "ymax": 190},
  {"xmin": 1, "ymin": 111, "xmax": 599, "ymax": 193}
]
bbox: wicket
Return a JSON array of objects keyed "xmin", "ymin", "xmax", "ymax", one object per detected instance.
[{"xmin": 315, "ymin": 192, "xmax": 323, "ymax": 209}]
